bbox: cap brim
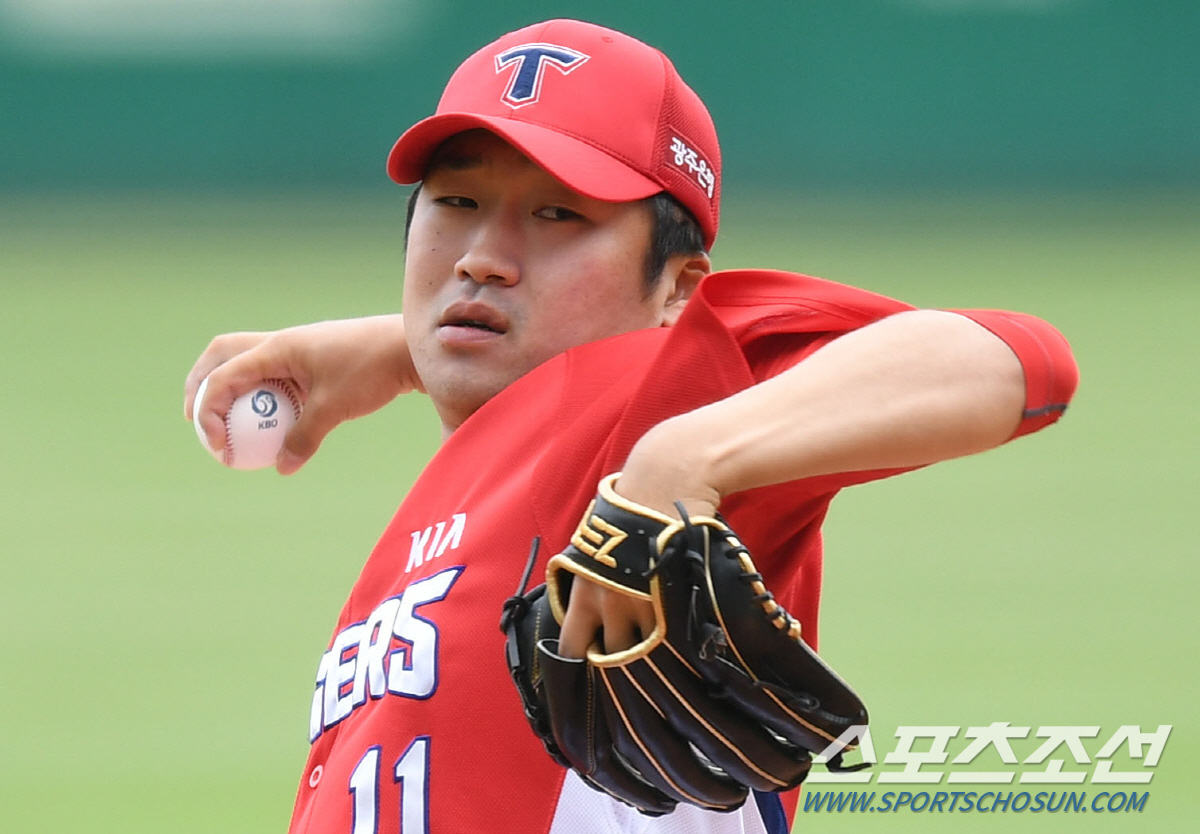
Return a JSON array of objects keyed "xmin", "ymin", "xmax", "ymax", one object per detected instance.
[{"xmin": 387, "ymin": 113, "xmax": 663, "ymax": 203}]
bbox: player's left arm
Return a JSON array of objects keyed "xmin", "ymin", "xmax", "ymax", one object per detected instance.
[{"xmin": 560, "ymin": 308, "xmax": 1077, "ymax": 655}]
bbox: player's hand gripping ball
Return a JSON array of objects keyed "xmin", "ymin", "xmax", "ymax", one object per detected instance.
[{"xmin": 193, "ymin": 376, "xmax": 303, "ymax": 470}]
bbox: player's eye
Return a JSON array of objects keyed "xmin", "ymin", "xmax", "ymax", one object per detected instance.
[
  {"xmin": 433, "ymin": 195, "xmax": 478, "ymax": 209},
  {"xmin": 534, "ymin": 206, "xmax": 585, "ymax": 222}
]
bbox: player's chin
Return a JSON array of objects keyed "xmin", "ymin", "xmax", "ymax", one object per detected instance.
[{"xmin": 423, "ymin": 364, "xmax": 521, "ymax": 425}]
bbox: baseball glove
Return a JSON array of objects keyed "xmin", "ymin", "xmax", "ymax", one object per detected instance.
[{"xmin": 500, "ymin": 473, "xmax": 869, "ymax": 816}]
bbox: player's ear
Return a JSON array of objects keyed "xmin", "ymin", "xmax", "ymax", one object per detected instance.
[{"xmin": 658, "ymin": 253, "xmax": 710, "ymax": 326}]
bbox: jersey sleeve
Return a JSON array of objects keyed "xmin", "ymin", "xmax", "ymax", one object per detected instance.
[
  {"xmin": 695, "ymin": 269, "xmax": 1079, "ymax": 443},
  {"xmin": 951, "ymin": 309, "xmax": 1079, "ymax": 439}
]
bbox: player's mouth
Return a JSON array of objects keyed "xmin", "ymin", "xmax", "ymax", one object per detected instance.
[
  {"xmin": 437, "ymin": 301, "xmax": 509, "ymax": 345},
  {"xmin": 453, "ymin": 319, "xmax": 502, "ymax": 332}
]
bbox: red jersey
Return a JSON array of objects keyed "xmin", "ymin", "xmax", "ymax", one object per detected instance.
[{"xmin": 287, "ymin": 270, "xmax": 1077, "ymax": 834}]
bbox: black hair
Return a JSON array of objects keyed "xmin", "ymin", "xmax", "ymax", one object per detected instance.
[
  {"xmin": 641, "ymin": 191, "xmax": 706, "ymax": 294},
  {"xmin": 403, "ymin": 187, "xmax": 706, "ymax": 293}
]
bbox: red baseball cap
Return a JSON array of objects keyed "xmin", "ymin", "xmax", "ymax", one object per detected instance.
[{"xmin": 387, "ymin": 19, "xmax": 721, "ymax": 247}]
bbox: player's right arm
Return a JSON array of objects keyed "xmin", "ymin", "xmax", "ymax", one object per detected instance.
[{"xmin": 185, "ymin": 314, "xmax": 421, "ymax": 474}]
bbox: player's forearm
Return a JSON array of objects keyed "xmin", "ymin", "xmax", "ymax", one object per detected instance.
[
  {"xmin": 622, "ymin": 310, "xmax": 1025, "ymax": 513},
  {"xmin": 335, "ymin": 313, "xmax": 422, "ymax": 394}
]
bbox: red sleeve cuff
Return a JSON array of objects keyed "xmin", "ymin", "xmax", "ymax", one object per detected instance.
[{"xmin": 952, "ymin": 309, "xmax": 1079, "ymax": 439}]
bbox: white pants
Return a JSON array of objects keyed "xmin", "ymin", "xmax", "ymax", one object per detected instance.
[{"xmin": 548, "ymin": 770, "xmax": 772, "ymax": 834}]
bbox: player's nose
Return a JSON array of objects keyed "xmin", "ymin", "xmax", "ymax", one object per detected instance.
[{"xmin": 454, "ymin": 213, "xmax": 521, "ymax": 287}]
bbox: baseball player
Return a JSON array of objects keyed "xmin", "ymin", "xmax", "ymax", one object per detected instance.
[{"xmin": 186, "ymin": 19, "xmax": 1077, "ymax": 834}]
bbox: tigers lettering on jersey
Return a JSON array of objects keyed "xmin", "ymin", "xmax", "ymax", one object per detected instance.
[{"xmin": 309, "ymin": 566, "xmax": 463, "ymax": 742}]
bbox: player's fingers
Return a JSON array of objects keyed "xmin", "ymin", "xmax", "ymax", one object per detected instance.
[
  {"xmin": 600, "ymin": 593, "xmax": 656, "ymax": 654},
  {"xmin": 560, "ymin": 580, "xmax": 656, "ymax": 656},
  {"xmin": 559, "ymin": 581, "xmax": 604, "ymax": 659},
  {"xmin": 275, "ymin": 398, "xmax": 341, "ymax": 475},
  {"xmin": 184, "ymin": 331, "xmax": 270, "ymax": 418},
  {"xmin": 192, "ymin": 355, "xmax": 305, "ymax": 455},
  {"xmin": 191, "ymin": 376, "xmax": 225, "ymax": 456}
]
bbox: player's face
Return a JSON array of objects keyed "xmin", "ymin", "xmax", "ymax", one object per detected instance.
[{"xmin": 403, "ymin": 131, "xmax": 680, "ymax": 433}]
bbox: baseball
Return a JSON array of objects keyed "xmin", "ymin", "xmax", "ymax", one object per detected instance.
[{"xmin": 193, "ymin": 376, "xmax": 303, "ymax": 470}]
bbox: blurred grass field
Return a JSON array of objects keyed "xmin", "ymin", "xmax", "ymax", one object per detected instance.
[{"xmin": 0, "ymin": 189, "xmax": 1195, "ymax": 833}]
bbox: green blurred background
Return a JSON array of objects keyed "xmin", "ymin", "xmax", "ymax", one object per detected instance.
[{"xmin": 1, "ymin": 2, "xmax": 1195, "ymax": 832}]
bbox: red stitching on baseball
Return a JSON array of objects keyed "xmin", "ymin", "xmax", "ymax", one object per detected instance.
[
  {"xmin": 266, "ymin": 378, "xmax": 304, "ymax": 420},
  {"xmin": 223, "ymin": 410, "xmax": 234, "ymax": 467}
]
